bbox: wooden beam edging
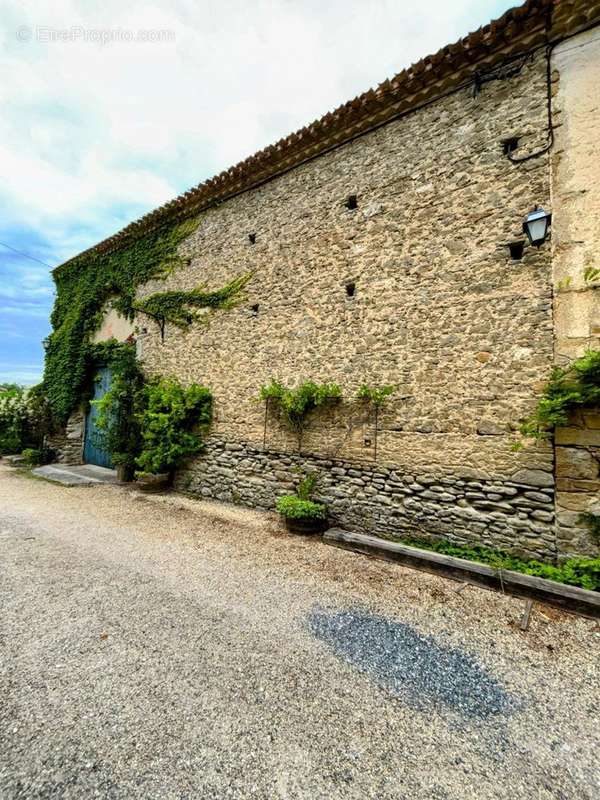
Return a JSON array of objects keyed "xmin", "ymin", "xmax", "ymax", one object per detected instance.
[{"xmin": 323, "ymin": 528, "xmax": 600, "ymax": 619}]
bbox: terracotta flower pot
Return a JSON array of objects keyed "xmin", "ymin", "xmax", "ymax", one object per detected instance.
[{"xmin": 136, "ymin": 472, "xmax": 171, "ymax": 492}]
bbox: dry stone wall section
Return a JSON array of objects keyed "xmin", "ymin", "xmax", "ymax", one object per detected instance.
[{"xmin": 176, "ymin": 438, "xmax": 556, "ymax": 560}]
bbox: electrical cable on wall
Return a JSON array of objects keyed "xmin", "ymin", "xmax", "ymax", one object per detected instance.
[{"xmin": 506, "ymin": 43, "xmax": 555, "ymax": 164}]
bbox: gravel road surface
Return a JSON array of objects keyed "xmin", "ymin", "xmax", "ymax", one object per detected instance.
[{"xmin": 1, "ymin": 465, "xmax": 598, "ymax": 799}]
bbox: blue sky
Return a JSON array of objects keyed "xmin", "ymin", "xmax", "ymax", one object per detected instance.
[{"xmin": 0, "ymin": 0, "xmax": 514, "ymax": 384}]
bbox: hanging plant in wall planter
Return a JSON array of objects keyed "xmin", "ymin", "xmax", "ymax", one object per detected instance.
[
  {"xmin": 257, "ymin": 380, "xmax": 342, "ymax": 449},
  {"xmin": 276, "ymin": 472, "xmax": 328, "ymax": 535}
]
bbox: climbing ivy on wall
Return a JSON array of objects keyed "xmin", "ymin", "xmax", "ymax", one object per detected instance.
[
  {"xmin": 519, "ymin": 349, "xmax": 600, "ymax": 439},
  {"xmin": 134, "ymin": 272, "xmax": 252, "ymax": 331},
  {"xmin": 44, "ymin": 217, "xmax": 200, "ymax": 423},
  {"xmin": 89, "ymin": 340, "xmax": 145, "ymax": 474}
]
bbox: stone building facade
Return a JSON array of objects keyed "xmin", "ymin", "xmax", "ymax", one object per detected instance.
[{"xmin": 51, "ymin": 0, "xmax": 600, "ymax": 562}]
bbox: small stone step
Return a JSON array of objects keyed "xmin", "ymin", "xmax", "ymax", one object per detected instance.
[
  {"xmin": 32, "ymin": 464, "xmax": 118, "ymax": 486},
  {"xmin": 3, "ymin": 455, "xmax": 27, "ymax": 466}
]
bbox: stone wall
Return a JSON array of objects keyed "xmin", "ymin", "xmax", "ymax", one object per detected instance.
[
  {"xmin": 46, "ymin": 409, "xmax": 84, "ymax": 465},
  {"xmin": 134, "ymin": 48, "xmax": 562, "ymax": 557},
  {"xmin": 176, "ymin": 437, "xmax": 555, "ymax": 560},
  {"xmin": 548, "ymin": 26, "xmax": 600, "ymax": 559},
  {"xmin": 551, "ymin": 26, "xmax": 600, "ymax": 362},
  {"xmin": 555, "ymin": 411, "xmax": 600, "ymax": 559}
]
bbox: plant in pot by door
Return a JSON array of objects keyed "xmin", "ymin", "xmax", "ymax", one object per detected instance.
[
  {"xmin": 276, "ymin": 471, "xmax": 328, "ymax": 535},
  {"xmin": 134, "ymin": 378, "xmax": 212, "ymax": 492}
]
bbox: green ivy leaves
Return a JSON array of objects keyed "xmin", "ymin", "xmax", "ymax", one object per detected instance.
[
  {"xmin": 520, "ymin": 350, "xmax": 600, "ymax": 439},
  {"xmin": 258, "ymin": 380, "xmax": 342, "ymax": 432},
  {"xmin": 134, "ymin": 272, "xmax": 252, "ymax": 330},
  {"xmin": 44, "ymin": 217, "xmax": 200, "ymax": 423}
]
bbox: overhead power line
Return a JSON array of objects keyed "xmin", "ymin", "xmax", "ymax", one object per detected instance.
[{"xmin": 0, "ymin": 241, "xmax": 54, "ymax": 269}]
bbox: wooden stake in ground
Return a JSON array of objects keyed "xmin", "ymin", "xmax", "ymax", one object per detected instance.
[{"xmin": 520, "ymin": 599, "xmax": 534, "ymax": 631}]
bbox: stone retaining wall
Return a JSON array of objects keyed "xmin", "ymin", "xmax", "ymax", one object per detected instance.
[
  {"xmin": 46, "ymin": 410, "xmax": 84, "ymax": 465},
  {"xmin": 176, "ymin": 437, "xmax": 556, "ymax": 561}
]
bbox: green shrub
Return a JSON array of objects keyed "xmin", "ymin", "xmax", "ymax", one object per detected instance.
[
  {"xmin": 258, "ymin": 380, "xmax": 341, "ymax": 431},
  {"xmin": 0, "ymin": 383, "xmax": 53, "ymax": 454},
  {"xmin": 0, "ymin": 385, "xmax": 27, "ymax": 453},
  {"xmin": 21, "ymin": 448, "xmax": 43, "ymax": 466},
  {"xmin": 520, "ymin": 349, "xmax": 600, "ymax": 439},
  {"xmin": 276, "ymin": 495, "xmax": 327, "ymax": 520},
  {"xmin": 277, "ymin": 468, "xmax": 327, "ymax": 519},
  {"xmin": 135, "ymin": 378, "xmax": 212, "ymax": 474}
]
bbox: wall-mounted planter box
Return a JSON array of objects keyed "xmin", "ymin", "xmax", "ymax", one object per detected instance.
[{"xmin": 323, "ymin": 528, "xmax": 600, "ymax": 618}]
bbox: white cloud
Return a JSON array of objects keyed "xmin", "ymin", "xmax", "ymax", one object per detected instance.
[
  {"xmin": 1, "ymin": 0, "xmax": 515, "ymax": 383},
  {"xmin": 1, "ymin": 0, "xmax": 513, "ymax": 264}
]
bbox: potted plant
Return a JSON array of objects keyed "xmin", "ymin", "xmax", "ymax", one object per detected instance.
[
  {"xmin": 275, "ymin": 471, "xmax": 328, "ymax": 535},
  {"xmin": 135, "ymin": 470, "xmax": 171, "ymax": 492}
]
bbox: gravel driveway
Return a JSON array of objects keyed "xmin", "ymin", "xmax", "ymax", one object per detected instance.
[{"xmin": 1, "ymin": 465, "xmax": 598, "ymax": 799}]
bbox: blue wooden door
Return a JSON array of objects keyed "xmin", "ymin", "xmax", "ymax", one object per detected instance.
[{"xmin": 84, "ymin": 367, "xmax": 114, "ymax": 468}]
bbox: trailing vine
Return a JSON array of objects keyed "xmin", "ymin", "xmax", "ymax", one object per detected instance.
[
  {"xmin": 258, "ymin": 380, "xmax": 342, "ymax": 433},
  {"xmin": 91, "ymin": 341, "xmax": 145, "ymax": 475},
  {"xmin": 44, "ymin": 217, "xmax": 199, "ymax": 423},
  {"xmin": 356, "ymin": 384, "xmax": 395, "ymax": 407},
  {"xmin": 134, "ymin": 272, "xmax": 252, "ymax": 333},
  {"xmin": 519, "ymin": 350, "xmax": 600, "ymax": 440}
]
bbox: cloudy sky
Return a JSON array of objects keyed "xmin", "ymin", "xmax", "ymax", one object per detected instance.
[{"xmin": 0, "ymin": 0, "xmax": 514, "ymax": 384}]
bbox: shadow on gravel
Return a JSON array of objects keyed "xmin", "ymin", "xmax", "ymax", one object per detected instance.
[{"xmin": 307, "ymin": 606, "xmax": 518, "ymax": 719}]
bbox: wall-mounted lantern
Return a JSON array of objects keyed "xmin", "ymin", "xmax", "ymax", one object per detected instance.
[{"xmin": 522, "ymin": 206, "xmax": 552, "ymax": 247}]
